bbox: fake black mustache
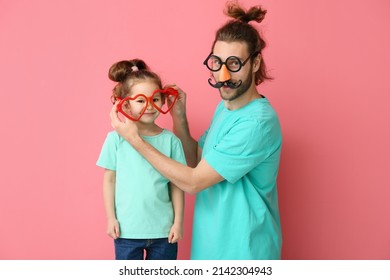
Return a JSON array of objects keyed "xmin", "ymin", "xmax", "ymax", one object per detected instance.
[{"xmin": 207, "ymin": 78, "xmax": 242, "ymax": 89}]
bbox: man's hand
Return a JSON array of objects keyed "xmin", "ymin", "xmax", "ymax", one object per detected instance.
[
  {"xmin": 165, "ymin": 84, "xmax": 187, "ymax": 121},
  {"xmin": 110, "ymin": 102, "xmax": 139, "ymax": 142}
]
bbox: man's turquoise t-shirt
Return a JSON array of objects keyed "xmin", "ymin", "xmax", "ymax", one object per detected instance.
[
  {"xmin": 191, "ymin": 98, "xmax": 282, "ymax": 259},
  {"xmin": 96, "ymin": 129, "xmax": 186, "ymax": 239}
]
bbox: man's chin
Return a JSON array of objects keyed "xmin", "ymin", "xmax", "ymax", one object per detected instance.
[{"xmin": 219, "ymin": 88, "xmax": 237, "ymax": 101}]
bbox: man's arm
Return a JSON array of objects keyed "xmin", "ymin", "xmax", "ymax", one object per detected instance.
[
  {"xmin": 169, "ymin": 85, "xmax": 200, "ymax": 167},
  {"xmin": 110, "ymin": 106, "xmax": 223, "ymax": 194},
  {"xmin": 130, "ymin": 134, "xmax": 222, "ymax": 194},
  {"xmin": 172, "ymin": 114, "xmax": 199, "ymax": 168}
]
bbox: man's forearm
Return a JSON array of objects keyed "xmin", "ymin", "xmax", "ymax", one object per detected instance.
[
  {"xmin": 126, "ymin": 132, "xmax": 224, "ymax": 194},
  {"xmin": 129, "ymin": 134, "xmax": 199, "ymax": 194},
  {"xmin": 172, "ymin": 116, "xmax": 198, "ymax": 168}
]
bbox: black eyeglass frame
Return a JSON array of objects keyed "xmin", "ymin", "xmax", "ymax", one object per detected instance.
[{"xmin": 203, "ymin": 51, "xmax": 259, "ymax": 73}]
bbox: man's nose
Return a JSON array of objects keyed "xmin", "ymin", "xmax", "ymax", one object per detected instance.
[{"xmin": 218, "ymin": 64, "xmax": 231, "ymax": 82}]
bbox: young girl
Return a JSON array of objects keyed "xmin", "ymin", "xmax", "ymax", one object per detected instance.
[{"xmin": 97, "ymin": 59, "xmax": 186, "ymax": 260}]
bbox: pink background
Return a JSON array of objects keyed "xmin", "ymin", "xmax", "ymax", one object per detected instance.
[{"xmin": 1, "ymin": 0, "xmax": 389, "ymax": 259}]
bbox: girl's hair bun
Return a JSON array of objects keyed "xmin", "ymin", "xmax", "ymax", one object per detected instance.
[{"xmin": 108, "ymin": 59, "xmax": 149, "ymax": 82}]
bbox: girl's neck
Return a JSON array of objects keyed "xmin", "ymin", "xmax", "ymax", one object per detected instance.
[{"xmin": 137, "ymin": 122, "xmax": 163, "ymax": 136}]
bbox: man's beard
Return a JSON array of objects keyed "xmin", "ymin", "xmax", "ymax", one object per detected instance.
[{"xmin": 219, "ymin": 73, "xmax": 253, "ymax": 102}]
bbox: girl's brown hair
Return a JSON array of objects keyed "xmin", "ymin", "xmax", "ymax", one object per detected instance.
[
  {"xmin": 212, "ymin": 1, "xmax": 272, "ymax": 85},
  {"xmin": 108, "ymin": 59, "xmax": 162, "ymax": 101}
]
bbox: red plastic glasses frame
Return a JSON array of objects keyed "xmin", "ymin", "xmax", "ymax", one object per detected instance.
[{"xmin": 115, "ymin": 87, "xmax": 179, "ymax": 121}]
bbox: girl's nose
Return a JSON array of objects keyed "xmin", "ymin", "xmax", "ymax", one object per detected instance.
[
  {"xmin": 218, "ymin": 64, "xmax": 231, "ymax": 82},
  {"xmin": 146, "ymin": 101, "xmax": 153, "ymax": 110}
]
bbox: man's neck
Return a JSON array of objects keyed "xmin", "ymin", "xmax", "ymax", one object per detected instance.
[{"xmin": 224, "ymin": 87, "xmax": 261, "ymax": 111}]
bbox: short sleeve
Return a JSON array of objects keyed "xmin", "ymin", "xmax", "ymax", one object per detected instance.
[
  {"xmin": 96, "ymin": 131, "xmax": 118, "ymax": 171},
  {"xmin": 198, "ymin": 128, "xmax": 209, "ymax": 149},
  {"xmin": 170, "ymin": 137, "xmax": 187, "ymax": 165},
  {"xmin": 199, "ymin": 101, "xmax": 224, "ymax": 149},
  {"xmin": 203, "ymin": 119, "xmax": 278, "ymax": 184}
]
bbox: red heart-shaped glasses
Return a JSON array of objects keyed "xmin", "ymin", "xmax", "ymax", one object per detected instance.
[{"xmin": 116, "ymin": 87, "xmax": 178, "ymax": 121}]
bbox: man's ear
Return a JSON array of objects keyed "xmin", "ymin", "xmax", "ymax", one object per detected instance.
[{"xmin": 252, "ymin": 54, "xmax": 261, "ymax": 73}]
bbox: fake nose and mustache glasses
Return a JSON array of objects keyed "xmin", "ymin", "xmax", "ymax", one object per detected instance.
[
  {"xmin": 203, "ymin": 52, "xmax": 255, "ymax": 89},
  {"xmin": 114, "ymin": 87, "xmax": 178, "ymax": 121}
]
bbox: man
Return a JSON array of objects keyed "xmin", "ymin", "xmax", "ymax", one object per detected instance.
[{"xmin": 110, "ymin": 2, "xmax": 282, "ymax": 259}]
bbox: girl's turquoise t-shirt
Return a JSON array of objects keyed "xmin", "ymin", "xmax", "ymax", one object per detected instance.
[
  {"xmin": 96, "ymin": 129, "xmax": 186, "ymax": 239},
  {"xmin": 192, "ymin": 98, "xmax": 282, "ymax": 259}
]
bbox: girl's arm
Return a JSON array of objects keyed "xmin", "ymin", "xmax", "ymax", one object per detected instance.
[
  {"xmin": 168, "ymin": 182, "xmax": 185, "ymax": 243},
  {"xmin": 103, "ymin": 169, "xmax": 120, "ymax": 239}
]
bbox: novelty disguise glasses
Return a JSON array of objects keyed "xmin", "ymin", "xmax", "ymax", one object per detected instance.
[
  {"xmin": 203, "ymin": 52, "xmax": 255, "ymax": 72},
  {"xmin": 115, "ymin": 87, "xmax": 178, "ymax": 121},
  {"xmin": 203, "ymin": 51, "xmax": 258, "ymax": 89}
]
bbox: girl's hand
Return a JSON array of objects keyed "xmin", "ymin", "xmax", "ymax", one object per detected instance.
[
  {"xmin": 168, "ymin": 222, "xmax": 183, "ymax": 243},
  {"xmin": 106, "ymin": 218, "xmax": 120, "ymax": 239}
]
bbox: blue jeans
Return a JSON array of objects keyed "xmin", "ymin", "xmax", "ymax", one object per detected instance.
[{"xmin": 114, "ymin": 238, "xmax": 178, "ymax": 260}]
